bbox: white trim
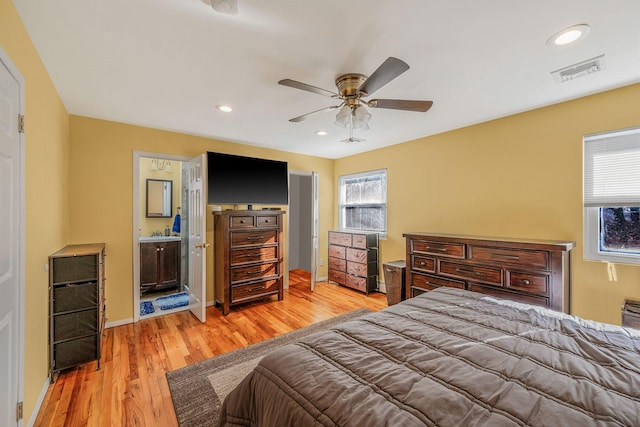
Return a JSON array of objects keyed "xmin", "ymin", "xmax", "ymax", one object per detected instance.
[
  {"xmin": 0, "ymin": 46, "xmax": 26, "ymax": 427},
  {"xmin": 584, "ymin": 207, "xmax": 640, "ymax": 265},
  {"xmin": 26, "ymin": 379, "xmax": 49, "ymax": 427},
  {"xmin": 105, "ymin": 318, "xmax": 134, "ymax": 328}
]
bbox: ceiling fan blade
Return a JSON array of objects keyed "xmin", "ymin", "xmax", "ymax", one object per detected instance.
[
  {"xmin": 357, "ymin": 57, "xmax": 410, "ymax": 96},
  {"xmin": 278, "ymin": 79, "xmax": 337, "ymax": 98},
  {"xmin": 289, "ymin": 105, "xmax": 341, "ymax": 122},
  {"xmin": 368, "ymin": 99, "xmax": 433, "ymax": 112}
]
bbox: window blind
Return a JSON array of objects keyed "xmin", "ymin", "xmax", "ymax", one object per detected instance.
[{"xmin": 583, "ymin": 126, "xmax": 640, "ymax": 207}]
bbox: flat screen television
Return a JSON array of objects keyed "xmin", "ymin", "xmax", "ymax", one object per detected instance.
[{"xmin": 207, "ymin": 152, "xmax": 289, "ymax": 206}]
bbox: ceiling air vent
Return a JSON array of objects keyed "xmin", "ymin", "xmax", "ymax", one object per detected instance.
[{"xmin": 551, "ymin": 54, "xmax": 606, "ymax": 84}]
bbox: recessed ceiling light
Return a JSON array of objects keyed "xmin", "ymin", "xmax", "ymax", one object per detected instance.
[
  {"xmin": 315, "ymin": 130, "xmax": 328, "ymax": 136},
  {"xmin": 216, "ymin": 105, "xmax": 233, "ymax": 112},
  {"xmin": 547, "ymin": 24, "xmax": 590, "ymax": 47}
]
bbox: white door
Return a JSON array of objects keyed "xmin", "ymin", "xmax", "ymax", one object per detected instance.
[
  {"xmin": 0, "ymin": 51, "xmax": 24, "ymax": 426},
  {"xmin": 188, "ymin": 154, "xmax": 207, "ymax": 322},
  {"xmin": 310, "ymin": 172, "xmax": 319, "ymax": 291}
]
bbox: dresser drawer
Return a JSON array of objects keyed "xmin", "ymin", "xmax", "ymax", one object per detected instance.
[
  {"xmin": 411, "ymin": 239, "xmax": 465, "ymax": 258},
  {"xmin": 231, "ymin": 262, "xmax": 278, "ymax": 283},
  {"xmin": 53, "ymin": 308, "xmax": 98, "ymax": 341},
  {"xmin": 329, "ymin": 231, "xmax": 353, "ymax": 246},
  {"xmin": 329, "ymin": 269, "xmax": 346, "ymax": 284},
  {"xmin": 230, "ymin": 247, "xmax": 277, "ymax": 266},
  {"xmin": 507, "ymin": 271, "xmax": 549, "ymax": 295},
  {"xmin": 352, "ymin": 233, "xmax": 377, "ymax": 249},
  {"xmin": 468, "ymin": 283, "xmax": 549, "ymax": 308},
  {"xmin": 328, "ymin": 245, "xmax": 346, "ymax": 259},
  {"xmin": 439, "ymin": 261, "xmax": 502, "ymax": 285},
  {"xmin": 345, "ymin": 275, "xmax": 368, "ymax": 293},
  {"xmin": 346, "ymin": 261, "xmax": 377, "ymax": 277},
  {"xmin": 328, "ymin": 257, "xmax": 346, "ymax": 271},
  {"xmin": 257, "ymin": 215, "xmax": 279, "ymax": 227},
  {"xmin": 469, "ymin": 245, "xmax": 549, "ymax": 270},
  {"xmin": 230, "ymin": 216, "xmax": 255, "ymax": 228},
  {"xmin": 411, "ymin": 272, "xmax": 465, "ymax": 292},
  {"xmin": 53, "ymin": 281, "xmax": 98, "ymax": 313},
  {"xmin": 231, "ymin": 230, "xmax": 277, "ymax": 247},
  {"xmin": 231, "ymin": 279, "xmax": 280, "ymax": 302},
  {"xmin": 346, "ymin": 247, "xmax": 377, "ymax": 263},
  {"xmin": 411, "ymin": 255, "xmax": 436, "ymax": 273}
]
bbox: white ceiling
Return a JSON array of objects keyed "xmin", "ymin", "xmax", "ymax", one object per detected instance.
[{"xmin": 13, "ymin": 0, "xmax": 640, "ymax": 159}]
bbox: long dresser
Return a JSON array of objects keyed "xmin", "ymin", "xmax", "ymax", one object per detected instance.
[
  {"xmin": 403, "ymin": 233, "xmax": 574, "ymax": 313},
  {"xmin": 214, "ymin": 210, "xmax": 284, "ymax": 315},
  {"xmin": 49, "ymin": 243, "xmax": 106, "ymax": 382},
  {"xmin": 328, "ymin": 230, "xmax": 379, "ymax": 294}
]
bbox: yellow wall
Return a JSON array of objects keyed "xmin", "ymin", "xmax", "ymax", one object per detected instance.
[
  {"xmin": 335, "ymin": 82, "xmax": 640, "ymax": 325},
  {"xmin": 68, "ymin": 115, "xmax": 334, "ymax": 323},
  {"xmin": 1, "ymin": 0, "xmax": 70, "ymax": 421}
]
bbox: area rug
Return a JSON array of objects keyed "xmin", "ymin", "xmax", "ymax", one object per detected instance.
[
  {"xmin": 166, "ymin": 308, "xmax": 372, "ymax": 427},
  {"xmin": 157, "ymin": 292, "xmax": 189, "ymax": 310},
  {"xmin": 140, "ymin": 300, "xmax": 155, "ymax": 315}
]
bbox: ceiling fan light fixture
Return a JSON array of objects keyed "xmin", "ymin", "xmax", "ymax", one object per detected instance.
[{"xmin": 334, "ymin": 105, "xmax": 351, "ymax": 128}]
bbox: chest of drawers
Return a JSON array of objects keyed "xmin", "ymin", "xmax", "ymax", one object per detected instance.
[
  {"xmin": 328, "ymin": 230, "xmax": 379, "ymax": 294},
  {"xmin": 49, "ymin": 243, "xmax": 106, "ymax": 382},
  {"xmin": 403, "ymin": 233, "xmax": 574, "ymax": 313},
  {"xmin": 214, "ymin": 211, "xmax": 284, "ymax": 315}
]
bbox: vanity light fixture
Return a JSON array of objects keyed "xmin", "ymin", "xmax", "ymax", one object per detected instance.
[
  {"xmin": 216, "ymin": 105, "xmax": 233, "ymax": 112},
  {"xmin": 149, "ymin": 158, "xmax": 173, "ymax": 172},
  {"xmin": 547, "ymin": 24, "xmax": 590, "ymax": 47}
]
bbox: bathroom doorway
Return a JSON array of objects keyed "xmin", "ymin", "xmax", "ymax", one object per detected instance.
[{"xmin": 133, "ymin": 152, "xmax": 191, "ymax": 320}]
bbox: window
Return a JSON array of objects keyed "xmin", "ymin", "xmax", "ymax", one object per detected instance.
[
  {"xmin": 339, "ymin": 169, "xmax": 387, "ymax": 235},
  {"xmin": 584, "ymin": 126, "xmax": 640, "ymax": 264}
]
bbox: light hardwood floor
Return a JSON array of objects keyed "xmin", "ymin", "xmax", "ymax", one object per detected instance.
[{"xmin": 34, "ymin": 272, "xmax": 388, "ymax": 426}]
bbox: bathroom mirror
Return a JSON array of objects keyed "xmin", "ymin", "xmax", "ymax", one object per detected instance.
[{"xmin": 146, "ymin": 179, "xmax": 173, "ymax": 218}]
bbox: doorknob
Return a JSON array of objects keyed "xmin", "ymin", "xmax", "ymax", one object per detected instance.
[{"xmin": 195, "ymin": 243, "xmax": 210, "ymax": 249}]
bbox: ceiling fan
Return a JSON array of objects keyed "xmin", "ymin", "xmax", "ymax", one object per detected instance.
[{"xmin": 278, "ymin": 57, "xmax": 433, "ymax": 142}]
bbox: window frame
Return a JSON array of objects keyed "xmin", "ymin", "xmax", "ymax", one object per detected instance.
[
  {"xmin": 583, "ymin": 126, "xmax": 640, "ymax": 265},
  {"xmin": 338, "ymin": 169, "xmax": 387, "ymax": 237}
]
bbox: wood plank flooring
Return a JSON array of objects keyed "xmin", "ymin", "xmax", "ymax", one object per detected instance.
[{"xmin": 34, "ymin": 272, "xmax": 388, "ymax": 426}]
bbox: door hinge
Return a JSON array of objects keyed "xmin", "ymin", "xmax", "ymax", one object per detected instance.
[
  {"xmin": 18, "ymin": 114, "xmax": 25, "ymax": 134},
  {"xmin": 16, "ymin": 401, "xmax": 23, "ymax": 421}
]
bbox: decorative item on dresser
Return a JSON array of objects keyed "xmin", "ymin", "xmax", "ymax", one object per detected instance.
[
  {"xmin": 139, "ymin": 238, "xmax": 180, "ymax": 294},
  {"xmin": 214, "ymin": 210, "xmax": 285, "ymax": 315},
  {"xmin": 48, "ymin": 243, "xmax": 106, "ymax": 382},
  {"xmin": 403, "ymin": 233, "xmax": 575, "ymax": 313},
  {"xmin": 328, "ymin": 230, "xmax": 379, "ymax": 294}
]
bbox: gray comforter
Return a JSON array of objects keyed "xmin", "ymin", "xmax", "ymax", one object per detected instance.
[{"xmin": 218, "ymin": 287, "xmax": 640, "ymax": 426}]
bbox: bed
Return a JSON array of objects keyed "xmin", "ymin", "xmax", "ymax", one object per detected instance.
[{"xmin": 218, "ymin": 287, "xmax": 640, "ymax": 426}]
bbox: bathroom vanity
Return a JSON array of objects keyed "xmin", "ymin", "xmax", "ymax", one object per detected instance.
[{"xmin": 139, "ymin": 236, "xmax": 181, "ymax": 294}]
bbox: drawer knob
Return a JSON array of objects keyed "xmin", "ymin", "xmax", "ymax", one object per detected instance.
[
  {"xmin": 420, "ymin": 261, "xmax": 426, "ymax": 266},
  {"xmin": 265, "ymin": 219, "xmax": 270, "ymax": 223},
  {"xmin": 240, "ymin": 220, "xmax": 245, "ymax": 224},
  {"xmin": 522, "ymin": 279, "xmax": 531, "ymax": 285}
]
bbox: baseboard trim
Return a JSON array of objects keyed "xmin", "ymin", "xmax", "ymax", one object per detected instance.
[
  {"xmin": 27, "ymin": 377, "xmax": 50, "ymax": 426},
  {"xmin": 105, "ymin": 317, "xmax": 133, "ymax": 328}
]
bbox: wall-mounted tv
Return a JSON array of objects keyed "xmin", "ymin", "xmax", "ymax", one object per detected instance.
[{"xmin": 207, "ymin": 152, "xmax": 289, "ymax": 206}]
